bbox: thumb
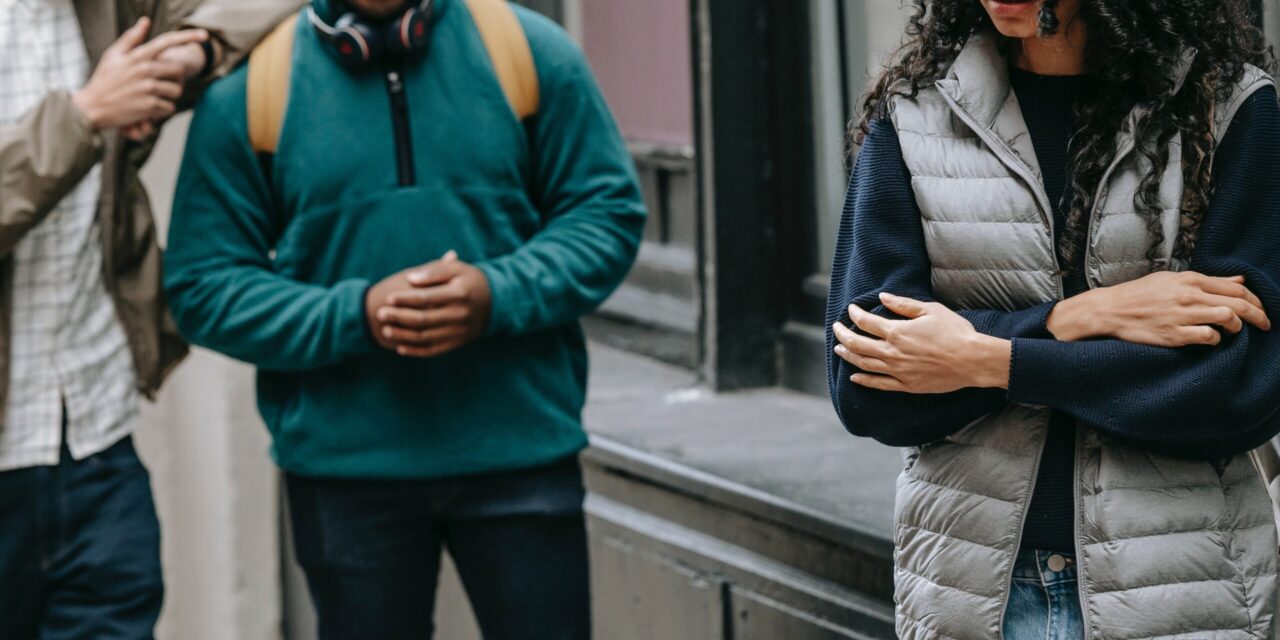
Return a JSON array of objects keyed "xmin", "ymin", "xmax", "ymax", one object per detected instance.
[
  {"xmin": 407, "ymin": 255, "xmax": 463, "ymax": 287},
  {"xmin": 110, "ymin": 17, "xmax": 151, "ymax": 55},
  {"xmin": 879, "ymin": 292, "xmax": 930, "ymax": 319}
]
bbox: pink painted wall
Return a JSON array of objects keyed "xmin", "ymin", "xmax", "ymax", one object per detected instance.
[{"xmin": 581, "ymin": 0, "xmax": 694, "ymax": 147}]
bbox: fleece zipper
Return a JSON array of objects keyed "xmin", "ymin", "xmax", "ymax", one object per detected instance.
[{"xmin": 384, "ymin": 67, "xmax": 416, "ymax": 187}]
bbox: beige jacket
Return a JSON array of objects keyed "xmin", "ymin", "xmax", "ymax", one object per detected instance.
[{"xmin": 0, "ymin": 0, "xmax": 304, "ymax": 414}]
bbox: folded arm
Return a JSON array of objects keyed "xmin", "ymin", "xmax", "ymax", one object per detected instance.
[
  {"xmin": 825, "ymin": 118, "xmax": 1049, "ymax": 446},
  {"xmin": 830, "ymin": 90, "xmax": 1280, "ymax": 457},
  {"xmin": 1003, "ymin": 88, "xmax": 1280, "ymax": 455}
]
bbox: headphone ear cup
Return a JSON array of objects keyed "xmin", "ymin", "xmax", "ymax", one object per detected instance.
[
  {"xmin": 387, "ymin": 8, "xmax": 431, "ymax": 58},
  {"xmin": 333, "ymin": 21, "xmax": 383, "ymax": 68}
]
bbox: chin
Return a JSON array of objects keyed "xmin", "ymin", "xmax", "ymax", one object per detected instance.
[
  {"xmin": 983, "ymin": 0, "xmax": 1042, "ymax": 39},
  {"xmin": 349, "ymin": 0, "xmax": 411, "ymax": 19}
]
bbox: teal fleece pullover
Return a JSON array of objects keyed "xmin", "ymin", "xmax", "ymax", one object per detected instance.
[{"xmin": 164, "ymin": 0, "xmax": 646, "ymax": 479}]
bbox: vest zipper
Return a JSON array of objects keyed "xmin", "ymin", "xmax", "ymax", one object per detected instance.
[
  {"xmin": 995, "ymin": 416, "xmax": 1051, "ymax": 636},
  {"xmin": 384, "ymin": 68, "xmax": 416, "ymax": 187},
  {"xmin": 1071, "ymin": 428, "xmax": 1093, "ymax": 636}
]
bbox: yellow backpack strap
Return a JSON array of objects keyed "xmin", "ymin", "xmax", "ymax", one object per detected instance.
[
  {"xmin": 465, "ymin": 0, "xmax": 540, "ymax": 120},
  {"xmin": 247, "ymin": 13, "xmax": 299, "ymax": 155}
]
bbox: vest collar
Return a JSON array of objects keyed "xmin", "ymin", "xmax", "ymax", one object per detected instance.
[
  {"xmin": 935, "ymin": 30, "xmax": 1010, "ymax": 129},
  {"xmin": 936, "ymin": 30, "xmax": 1200, "ymax": 132},
  {"xmin": 933, "ymin": 31, "xmax": 1200, "ymax": 190},
  {"xmin": 934, "ymin": 30, "xmax": 1046, "ymax": 200}
]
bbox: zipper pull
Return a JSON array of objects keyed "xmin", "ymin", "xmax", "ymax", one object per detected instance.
[{"xmin": 387, "ymin": 71, "xmax": 403, "ymax": 94}]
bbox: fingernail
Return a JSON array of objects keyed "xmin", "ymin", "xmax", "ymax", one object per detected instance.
[
  {"xmin": 834, "ymin": 345, "xmax": 848, "ymax": 355},
  {"xmin": 382, "ymin": 327, "xmax": 393, "ymax": 338},
  {"xmin": 444, "ymin": 250, "xmax": 458, "ymax": 260},
  {"xmin": 377, "ymin": 310, "xmax": 390, "ymax": 321}
]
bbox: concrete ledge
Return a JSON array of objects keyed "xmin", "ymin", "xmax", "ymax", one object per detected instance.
[
  {"xmin": 583, "ymin": 343, "xmax": 900, "ymax": 548},
  {"xmin": 581, "ymin": 343, "xmax": 902, "ymax": 636}
]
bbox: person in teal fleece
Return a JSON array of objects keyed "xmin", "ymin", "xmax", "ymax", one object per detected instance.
[{"xmin": 163, "ymin": 0, "xmax": 646, "ymax": 637}]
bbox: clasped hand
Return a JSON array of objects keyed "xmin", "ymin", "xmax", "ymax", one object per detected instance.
[
  {"xmin": 365, "ymin": 251, "xmax": 493, "ymax": 358},
  {"xmin": 832, "ymin": 271, "xmax": 1270, "ymax": 395}
]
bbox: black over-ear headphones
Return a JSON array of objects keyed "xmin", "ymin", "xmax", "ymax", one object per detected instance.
[{"xmin": 307, "ymin": 0, "xmax": 435, "ymax": 68}]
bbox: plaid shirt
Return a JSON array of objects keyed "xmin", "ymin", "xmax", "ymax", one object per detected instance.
[{"xmin": 0, "ymin": 0, "xmax": 139, "ymax": 470}]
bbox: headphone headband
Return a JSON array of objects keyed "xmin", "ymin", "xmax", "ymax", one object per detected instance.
[{"xmin": 307, "ymin": 0, "xmax": 435, "ymax": 68}]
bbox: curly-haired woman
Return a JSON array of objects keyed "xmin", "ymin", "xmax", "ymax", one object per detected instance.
[{"xmin": 826, "ymin": 0, "xmax": 1280, "ymax": 637}]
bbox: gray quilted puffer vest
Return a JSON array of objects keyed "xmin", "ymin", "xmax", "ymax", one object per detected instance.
[{"xmin": 889, "ymin": 31, "xmax": 1278, "ymax": 639}]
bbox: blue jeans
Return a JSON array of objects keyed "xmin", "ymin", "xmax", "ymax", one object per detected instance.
[
  {"xmin": 285, "ymin": 456, "xmax": 590, "ymax": 640},
  {"xmin": 0, "ymin": 437, "xmax": 163, "ymax": 640},
  {"xmin": 1002, "ymin": 549, "xmax": 1084, "ymax": 640}
]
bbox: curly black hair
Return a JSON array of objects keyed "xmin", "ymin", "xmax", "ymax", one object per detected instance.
[{"xmin": 855, "ymin": 0, "xmax": 1273, "ymax": 271}]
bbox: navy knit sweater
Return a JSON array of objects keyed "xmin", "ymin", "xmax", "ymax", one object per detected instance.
[{"xmin": 826, "ymin": 69, "xmax": 1280, "ymax": 553}]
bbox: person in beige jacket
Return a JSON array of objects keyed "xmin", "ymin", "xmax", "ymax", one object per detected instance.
[{"xmin": 0, "ymin": 1, "xmax": 300, "ymax": 637}]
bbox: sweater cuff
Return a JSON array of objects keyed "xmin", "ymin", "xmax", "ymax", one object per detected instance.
[
  {"xmin": 336, "ymin": 279, "xmax": 379, "ymax": 357},
  {"xmin": 477, "ymin": 261, "xmax": 518, "ymax": 336},
  {"xmin": 1006, "ymin": 337, "xmax": 1082, "ymax": 406}
]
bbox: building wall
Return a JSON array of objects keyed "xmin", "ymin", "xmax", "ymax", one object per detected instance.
[{"xmin": 580, "ymin": 0, "xmax": 693, "ymax": 147}]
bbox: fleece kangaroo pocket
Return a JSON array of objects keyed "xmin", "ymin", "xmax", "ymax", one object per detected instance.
[{"xmin": 272, "ymin": 186, "xmax": 535, "ymax": 285}]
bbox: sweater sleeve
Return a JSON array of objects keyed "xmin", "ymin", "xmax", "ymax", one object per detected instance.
[
  {"xmin": 825, "ymin": 118, "xmax": 1057, "ymax": 446},
  {"xmin": 1007, "ymin": 87, "xmax": 1280, "ymax": 458},
  {"xmin": 163, "ymin": 71, "xmax": 378, "ymax": 372},
  {"xmin": 476, "ymin": 11, "xmax": 647, "ymax": 336}
]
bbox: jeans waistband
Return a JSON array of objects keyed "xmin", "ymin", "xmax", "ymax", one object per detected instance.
[{"xmin": 1011, "ymin": 548, "xmax": 1077, "ymax": 587}]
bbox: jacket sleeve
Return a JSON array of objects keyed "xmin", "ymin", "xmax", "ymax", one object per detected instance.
[
  {"xmin": 1006, "ymin": 88, "xmax": 1280, "ymax": 457},
  {"xmin": 826, "ymin": 118, "xmax": 1055, "ymax": 446},
  {"xmin": 476, "ymin": 12, "xmax": 647, "ymax": 337},
  {"xmin": 172, "ymin": 0, "xmax": 307, "ymax": 78},
  {"xmin": 163, "ymin": 73, "xmax": 377, "ymax": 372},
  {"xmin": 0, "ymin": 91, "xmax": 102, "ymax": 257}
]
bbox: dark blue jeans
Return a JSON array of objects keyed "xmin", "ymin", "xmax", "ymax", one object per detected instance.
[
  {"xmin": 286, "ymin": 456, "xmax": 590, "ymax": 640},
  {"xmin": 0, "ymin": 437, "xmax": 163, "ymax": 640}
]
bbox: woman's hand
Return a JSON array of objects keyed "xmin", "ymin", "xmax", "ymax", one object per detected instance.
[
  {"xmin": 832, "ymin": 293, "xmax": 1011, "ymax": 393},
  {"xmin": 1047, "ymin": 271, "xmax": 1270, "ymax": 346}
]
